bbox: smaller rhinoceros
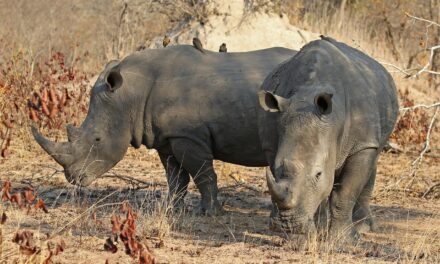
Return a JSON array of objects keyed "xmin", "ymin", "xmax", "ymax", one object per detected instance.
[
  {"xmin": 32, "ymin": 45, "xmax": 296, "ymax": 215},
  {"xmin": 258, "ymin": 36, "xmax": 398, "ymax": 242}
]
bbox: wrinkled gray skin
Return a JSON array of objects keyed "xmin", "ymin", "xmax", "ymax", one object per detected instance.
[
  {"xmin": 258, "ymin": 37, "xmax": 398, "ymax": 242},
  {"xmin": 32, "ymin": 45, "xmax": 296, "ymax": 215}
]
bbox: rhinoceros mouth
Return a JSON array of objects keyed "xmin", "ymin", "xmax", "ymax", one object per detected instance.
[
  {"xmin": 270, "ymin": 209, "xmax": 311, "ymax": 234},
  {"xmin": 65, "ymin": 169, "xmax": 95, "ymax": 187}
]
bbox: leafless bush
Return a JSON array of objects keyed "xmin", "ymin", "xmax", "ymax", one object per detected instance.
[{"xmin": 0, "ymin": 49, "xmax": 90, "ymax": 158}]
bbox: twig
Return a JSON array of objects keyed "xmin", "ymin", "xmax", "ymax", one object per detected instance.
[
  {"xmin": 228, "ymin": 175, "xmax": 263, "ymax": 193},
  {"xmin": 405, "ymin": 107, "xmax": 439, "ymax": 188},
  {"xmin": 103, "ymin": 173, "xmax": 166, "ymax": 189},
  {"xmin": 400, "ymin": 102, "xmax": 440, "ymax": 112},
  {"xmin": 399, "ymin": 102, "xmax": 440, "ymax": 118},
  {"xmin": 379, "ymin": 61, "xmax": 412, "ymax": 77},
  {"xmin": 413, "ymin": 45, "xmax": 440, "ymax": 77},
  {"xmin": 406, "ymin": 13, "xmax": 440, "ymax": 28},
  {"xmin": 383, "ymin": 142, "xmax": 405, "ymax": 153},
  {"xmin": 423, "ymin": 182, "xmax": 440, "ymax": 198}
]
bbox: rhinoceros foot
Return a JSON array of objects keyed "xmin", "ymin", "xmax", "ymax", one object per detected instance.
[
  {"xmin": 354, "ymin": 218, "xmax": 377, "ymax": 233},
  {"xmin": 328, "ymin": 221, "xmax": 361, "ymax": 247},
  {"xmin": 198, "ymin": 199, "xmax": 224, "ymax": 216}
]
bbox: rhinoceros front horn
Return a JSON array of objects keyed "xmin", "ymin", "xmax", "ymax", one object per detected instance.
[
  {"xmin": 266, "ymin": 168, "xmax": 287, "ymax": 203},
  {"xmin": 31, "ymin": 126, "xmax": 74, "ymax": 166}
]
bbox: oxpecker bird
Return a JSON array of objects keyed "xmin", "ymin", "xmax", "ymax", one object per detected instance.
[
  {"xmin": 163, "ymin": 35, "xmax": 170, "ymax": 47},
  {"xmin": 193, "ymin": 38, "xmax": 205, "ymax": 53},
  {"xmin": 219, "ymin": 43, "xmax": 227, "ymax": 52}
]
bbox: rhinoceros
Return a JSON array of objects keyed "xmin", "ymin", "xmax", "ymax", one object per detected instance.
[
  {"xmin": 32, "ymin": 45, "xmax": 296, "ymax": 215},
  {"xmin": 258, "ymin": 36, "xmax": 398, "ymax": 242}
]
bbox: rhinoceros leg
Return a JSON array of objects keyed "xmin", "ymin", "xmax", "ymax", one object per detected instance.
[
  {"xmin": 352, "ymin": 166, "xmax": 377, "ymax": 233},
  {"xmin": 159, "ymin": 154, "xmax": 190, "ymax": 210},
  {"xmin": 314, "ymin": 199, "xmax": 329, "ymax": 232},
  {"xmin": 170, "ymin": 138, "xmax": 223, "ymax": 216},
  {"xmin": 329, "ymin": 148, "xmax": 378, "ymax": 243}
]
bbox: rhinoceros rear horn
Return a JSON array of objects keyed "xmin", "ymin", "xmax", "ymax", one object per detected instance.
[
  {"xmin": 66, "ymin": 124, "xmax": 81, "ymax": 142},
  {"xmin": 31, "ymin": 126, "xmax": 74, "ymax": 167},
  {"xmin": 104, "ymin": 65, "xmax": 123, "ymax": 92}
]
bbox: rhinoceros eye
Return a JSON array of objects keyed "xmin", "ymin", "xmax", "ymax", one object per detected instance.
[
  {"xmin": 95, "ymin": 137, "xmax": 101, "ymax": 142},
  {"xmin": 315, "ymin": 172, "xmax": 322, "ymax": 180}
]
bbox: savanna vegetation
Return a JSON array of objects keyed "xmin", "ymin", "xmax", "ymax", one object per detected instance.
[{"xmin": 0, "ymin": 0, "xmax": 439, "ymax": 263}]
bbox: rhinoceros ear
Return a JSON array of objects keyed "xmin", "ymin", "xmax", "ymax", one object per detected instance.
[
  {"xmin": 258, "ymin": 91, "xmax": 289, "ymax": 113},
  {"xmin": 314, "ymin": 92, "xmax": 333, "ymax": 115},
  {"xmin": 104, "ymin": 66, "xmax": 123, "ymax": 92}
]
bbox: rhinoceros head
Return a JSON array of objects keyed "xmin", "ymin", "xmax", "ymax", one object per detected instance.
[
  {"xmin": 259, "ymin": 87, "xmax": 339, "ymax": 233},
  {"xmin": 32, "ymin": 60, "xmax": 137, "ymax": 186}
]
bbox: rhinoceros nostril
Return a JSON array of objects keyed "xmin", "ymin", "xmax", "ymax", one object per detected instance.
[{"xmin": 95, "ymin": 137, "xmax": 101, "ymax": 142}]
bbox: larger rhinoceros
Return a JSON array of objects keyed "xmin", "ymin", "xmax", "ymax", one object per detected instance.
[
  {"xmin": 258, "ymin": 36, "xmax": 398, "ymax": 242},
  {"xmin": 32, "ymin": 45, "xmax": 296, "ymax": 215}
]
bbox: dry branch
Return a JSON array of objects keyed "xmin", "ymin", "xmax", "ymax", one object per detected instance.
[
  {"xmin": 412, "ymin": 45, "xmax": 440, "ymax": 77},
  {"xmin": 228, "ymin": 175, "xmax": 263, "ymax": 193},
  {"xmin": 103, "ymin": 173, "xmax": 166, "ymax": 190},
  {"xmin": 423, "ymin": 182, "xmax": 440, "ymax": 197},
  {"xmin": 405, "ymin": 106, "xmax": 438, "ymax": 188},
  {"xmin": 400, "ymin": 102, "xmax": 440, "ymax": 112},
  {"xmin": 406, "ymin": 12, "xmax": 440, "ymax": 28},
  {"xmin": 380, "ymin": 14, "xmax": 440, "ymax": 78}
]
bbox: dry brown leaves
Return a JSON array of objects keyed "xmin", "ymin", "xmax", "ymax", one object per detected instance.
[
  {"xmin": 12, "ymin": 230, "xmax": 41, "ymax": 256},
  {"xmin": 390, "ymin": 89, "xmax": 431, "ymax": 147},
  {"xmin": 12, "ymin": 230, "xmax": 66, "ymax": 262},
  {"xmin": 43, "ymin": 239, "xmax": 66, "ymax": 264},
  {"xmin": 3, "ymin": 181, "xmax": 58, "ymax": 260},
  {"xmin": 2, "ymin": 181, "xmax": 11, "ymax": 201},
  {"xmin": 35, "ymin": 198, "xmax": 49, "ymax": 213},
  {"xmin": 1, "ymin": 181, "xmax": 48, "ymax": 213},
  {"xmin": 0, "ymin": 50, "xmax": 90, "ymax": 159},
  {"xmin": 103, "ymin": 201, "xmax": 155, "ymax": 264},
  {"xmin": 1, "ymin": 211, "xmax": 7, "ymax": 224}
]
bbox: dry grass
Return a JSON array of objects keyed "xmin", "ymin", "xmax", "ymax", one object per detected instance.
[{"xmin": 0, "ymin": 148, "xmax": 439, "ymax": 263}]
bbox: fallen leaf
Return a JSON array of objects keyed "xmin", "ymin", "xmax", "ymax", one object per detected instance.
[
  {"xmin": 139, "ymin": 245, "xmax": 155, "ymax": 264},
  {"xmin": 1, "ymin": 181, "xmax": 11, "ymax": 201},
  {"xmin": 111, "ymin": 214, "xmax": 121, "ymax": 234},
  {"xmin": 54, "ymin": 239, "xmax": 66, "ymax": 255},
  {"xmin": 29, "ymin": 108, "xmax": 39, "ymax": 122},
  {"xmin": 2, "ymin": 119, "xmax": 13, "ymax": 128},
  {"xmin": 12, "ymin": 230, "xmax": 40, "ymax": 256},
  {"xmin": 1, "ymin": 211, "xmax": 7, "ymax": 224},
  {"xmin": 1, "ymin": 148, "xmax": 9, "ymax": 158},
  {"xmin": 49, "ymin": 88, "xmax": 58, "ymax": 105},
  {"xmin": 41, "ymin": 88, "xmax": 48, "ymax": 102},
  {"xmin": 155, "ymin": 240, "xmax": 164, "ymax": 249},
  {"xmin": 43, "ymin": 250, "xmax": 53, "ymax": 264},
  {"xmin": 23, "ymin": 187, "xmax": 36, "ymax": 204},
  {"xmin": 92, "ymin": 211, "xmax": 103, "ymax": 226},
  {"xmin": 35, "ymin": 198, "xmax": 49, "ymax": 213},
  {"xmin": 104, "ymin": 237, "xmax": 118, "ymax": 253},
  {"xmin": 41, "ymin": 101, "xmax": 50, "ymax": 116},
  {"xmin": 10, "ymin": 192, "xmax": 24, "ymax": 208}
]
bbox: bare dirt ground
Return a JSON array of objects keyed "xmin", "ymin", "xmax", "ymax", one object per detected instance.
[{"xmin": 0, "ymin": 142, "xmax": 439, "ymax": 263}]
